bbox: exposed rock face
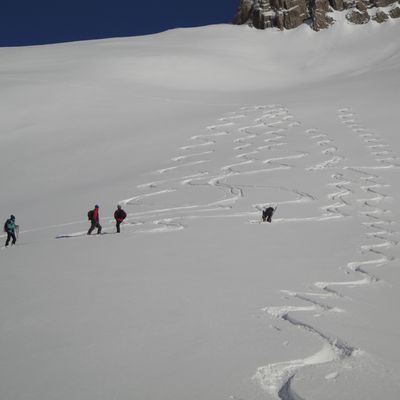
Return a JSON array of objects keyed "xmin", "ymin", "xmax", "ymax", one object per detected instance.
[
  {"xmin": 372, "ymin": 9, "xmax": 389, "ymax": 22},
  {"xmin": 356, "ymin": 1, "xmax": 368, "ymax": 11},
  {"xmin": 330, "ymin": 0, "xmax": 345, "ymax": 10},
  {"xmin": 345, "ymin": 0, "xmax": 371, "ymax": 23},
  {"xmin": 346, "ymin": 9, "xmax": 371, "ymax": 23},
  {"xmin": 389, "ymin": 6, "xmax": 400, "ymax": 17},
  {"xmin": 374, "ymin": 0, "xmax": 396, "ymax": 6},
  {"xmin": 311, "ymin": 0, "xmax": 335, "ymax": 30},
  {"xmin": 233, "ymin": 0, "xmax": 254, "ymax": 24},
  {"xmin": 233, "ymin": 0, "xmax": 334, "ymax": 31},
  {"xmin": 233, "ymin": 0, "xmax": 399, "ymax": 30}
]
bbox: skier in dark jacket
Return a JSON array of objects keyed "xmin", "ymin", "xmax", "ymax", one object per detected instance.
[
  {"xmin": 114, "ymin": 205, "xmax": 127, "ymax": 233},
  {"xmin": 87, "ymin": 205, "xmax": 102, "ymax": 235},
  {"xmin": 262, "ymin": 206, "xmax": 275, "ymax": 223},
  {"xmin": 4, "ymin": 215, "xmax": 17, "ymax": 246}
]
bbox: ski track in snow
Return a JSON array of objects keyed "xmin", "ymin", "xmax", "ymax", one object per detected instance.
[
  {"xmin": 16, "ymin": 104, "xmax": 399, "ymax": 400},
  {"xmin": 253, "ymin": 108, "xmax": 399, "ymax": 400},
  {"xmin": 111, "ymin": 104, "xmax": 322, "ymax": 235},
  {"xmin": 50, "ymin": 104, "xmax": 311, "ymax": 238}
]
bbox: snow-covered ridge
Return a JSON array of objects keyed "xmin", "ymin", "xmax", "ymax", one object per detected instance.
[{"xmin": 1, "ymin": 21, "xmax": 399, "ymax": 94}]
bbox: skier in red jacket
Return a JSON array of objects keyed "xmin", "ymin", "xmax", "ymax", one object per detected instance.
[
  {"xmin": 87, "ymin": 205, "xmax": 102, "ymax": 235},
  {"xmin": 114, "ymin": 205, "xmax": 127, "ymax": 233}
]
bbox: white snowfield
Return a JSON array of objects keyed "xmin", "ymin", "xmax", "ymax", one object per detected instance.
[{"xmin": 0, "ymin": 17, "xmax": 400, "ymax": 400}]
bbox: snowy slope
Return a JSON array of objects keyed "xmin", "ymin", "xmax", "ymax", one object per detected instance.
[{"xmin": 0, "ymin": 19, "xmax": 400, "ymax": 400}]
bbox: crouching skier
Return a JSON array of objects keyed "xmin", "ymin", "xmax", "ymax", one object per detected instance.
[
  {"xmin": 4, "ymin": 215, "xmax": 17, "ymax": 246},
  {"xmin": 114, "ymin": 205, "xmax": 127, "ymax": 233},
  {"xmin": 87, "ymin": 205, "xmax": 102, "ymax": 235},
  {"xmin": 262, "ymin": 206, "xmax": 275, "ymax": 223}
]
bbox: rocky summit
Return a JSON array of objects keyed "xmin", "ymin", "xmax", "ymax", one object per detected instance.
[{"xmin": 233, "ymin": 0, "xmax": 400, "ymax": 30}]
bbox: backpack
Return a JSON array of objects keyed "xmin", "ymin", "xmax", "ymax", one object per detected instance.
[
  {"xmin": 4, "ymin": 219, "xmax": 13, "ymax": 232},
  {"xmin": 88, "ymin": 210, "xmax": 94, "ymax": 221},
  {"xmin": 115, "ymin": 209, "xmax": 127, "ymax": 221}
]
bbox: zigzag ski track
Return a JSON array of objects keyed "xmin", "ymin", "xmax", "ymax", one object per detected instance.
[{"xmin": 253, "ymin": 107, "xmax": 399, "ymax": 400}]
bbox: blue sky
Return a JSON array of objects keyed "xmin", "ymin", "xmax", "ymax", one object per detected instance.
[{"xmin": 1, "ymin": 0, "xmax": 240, "ymax": 46}]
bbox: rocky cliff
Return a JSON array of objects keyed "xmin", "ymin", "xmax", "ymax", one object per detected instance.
[{"xmin": 233, "ymin": 0, "xmax": 400, "ymax": 31}]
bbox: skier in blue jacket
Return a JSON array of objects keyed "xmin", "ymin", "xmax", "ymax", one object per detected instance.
[{"xmin": 4, "ymin": 215, "xmax": 17, "ymax": 247}]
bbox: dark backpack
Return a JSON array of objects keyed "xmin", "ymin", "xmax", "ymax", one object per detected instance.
[
  {"xmin": 88, "ymin": 210, "xmax": 94, "ymax": 221},
  {"xmin": 115, "ymin": 209, "xmax": 127, "ymax": 220},
  {"xmin": 4, "ymin": 219, "xmax": 13, "ymax": 232}
]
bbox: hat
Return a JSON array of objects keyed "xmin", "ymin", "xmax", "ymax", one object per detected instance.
[
  {"xmin": 10, "ymin": 215, "xmax": 15, "ymax": 220},
  {"xmin": 95, "ymin": 205, "xmax": 99, "ymax": 208}
]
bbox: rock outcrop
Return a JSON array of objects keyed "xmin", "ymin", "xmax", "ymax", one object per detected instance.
[
  {"xmin": 389, "ymin": 6, "xmax": 400, "ymax": 17},
  {"xmin": 233, "ymin": 0, "xmax": 400, "ymax": 30},
  {"xmin": 346, "ymin": 1, "xmax": 371, "ymax": 23},
  {"xmin": 346, "ymin": 9, "xmax": 370, "ymax": 24},
  {"xmin": 372, "ymin": 9, "xmax": 389, "ymax": 22},
  {"xmin": 233, "ymin": 0, "xmax": 255, "ymax": 24}
]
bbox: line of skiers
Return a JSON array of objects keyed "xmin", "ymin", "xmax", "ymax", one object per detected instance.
[
  {"xmin": 4, "ymin": 204, "xmax": 275, "ymax": 246},
  {"xmin": 88, "ymin": 204, "xmax": 274, "ymax": 234},
  {"xmin": 3, "ymin": 205, "xmax": 128, "ymax": 246}
]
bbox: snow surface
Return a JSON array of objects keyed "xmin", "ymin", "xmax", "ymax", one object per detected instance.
[{"xmin": 1, "ymin": 19, "xmax": 400, "ymax": 400}]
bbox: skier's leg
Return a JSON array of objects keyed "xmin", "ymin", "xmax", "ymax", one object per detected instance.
[
  {"xmin": 116, "ymin": 221, "xmax": 121, "ymax": 233},
  {"xmin": 5, "ymin": 232, "xmax": 11, "ymax": 246},
  {"xmin": 87, "ymin": 221, "xmax": 95, "ymax": 235},
  {"xmin": 97, "ymin": 223, "xmax": 102, "ymax": 234},
  {"xmin": 11, "ymin": 232, "xmax": 16, "ymax": 245},
  {"xmin": 262, "ymin": 210, "xmax": 267, "ymax": 222}
]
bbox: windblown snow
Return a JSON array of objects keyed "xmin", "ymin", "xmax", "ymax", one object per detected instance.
[{"xmin": 0, "ymin": 17, "xmax": 400, "ymax": 400}]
